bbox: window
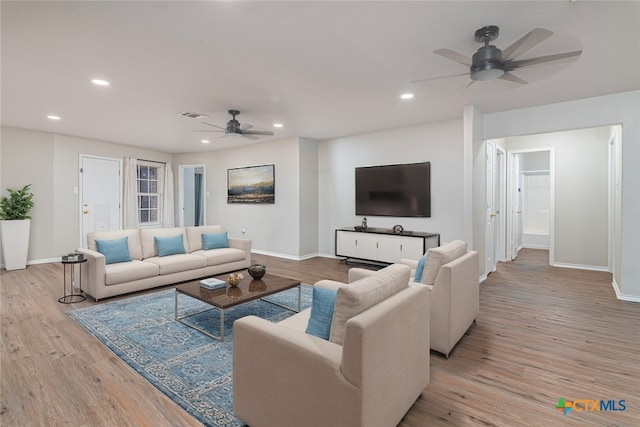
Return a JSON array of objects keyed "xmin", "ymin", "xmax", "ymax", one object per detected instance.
[{"xmin": 137, "ymin": 163, "xmax": 162, "ymax": 226}]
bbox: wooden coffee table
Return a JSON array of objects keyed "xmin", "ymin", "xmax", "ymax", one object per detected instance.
[{"xmin": 174, "ymin": 272, "xmax": 301, "ymax": 341}]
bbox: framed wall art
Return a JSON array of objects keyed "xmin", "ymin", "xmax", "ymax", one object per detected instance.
[{"xmin": 227, "ymin": 164, "xmax": 275, "ymax": 204}]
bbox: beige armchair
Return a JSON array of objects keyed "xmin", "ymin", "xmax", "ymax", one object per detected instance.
[
  {"xmin": 351, "ymin": 241, "xmax": 479, "ymax": 358},
  {"xmin": 233, "ymin": 264, "xmax": 430, "ymax": 427}
]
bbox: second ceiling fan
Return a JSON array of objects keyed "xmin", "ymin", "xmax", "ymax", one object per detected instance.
[
  {"xmin": 196, "ymin": 110, "xmax": 274, "ymax": 140},
  {"xmin": 413, "ymin": 25, "xmax": 582, "ymax": 85}
]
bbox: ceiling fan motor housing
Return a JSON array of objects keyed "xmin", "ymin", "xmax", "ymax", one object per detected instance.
[{"xmin": 471, "ymin": 45, "xmax": 505, "ymax": 80}]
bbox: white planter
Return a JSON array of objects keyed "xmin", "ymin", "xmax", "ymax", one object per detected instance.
[{"xmin": 0, "ymin": 219, "xmax": 31, "ymax": 271}]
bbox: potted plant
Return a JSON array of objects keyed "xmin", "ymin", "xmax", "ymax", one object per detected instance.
[{"xmin": 0, "ymin": 184, "xmax": 34, "ymax": 270}]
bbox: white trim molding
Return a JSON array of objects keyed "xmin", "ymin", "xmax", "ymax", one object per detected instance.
[{"xmin": 612, "ymin": 279, "xmax": 640, "ymax": 302}]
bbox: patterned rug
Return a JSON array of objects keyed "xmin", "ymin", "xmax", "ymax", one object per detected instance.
[{"xmin": 68, "ymin": 285, "xmax": 313, "ymax": 427}]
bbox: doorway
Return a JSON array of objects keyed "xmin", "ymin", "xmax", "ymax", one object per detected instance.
[
  {"xmin": 79, "ymin": 155, "xmax": 122, "ymax": 247},
  {"xmin": 488, "ymin": 125, "xmax": 617, "ymax": 272},
  {"xmin": 179, "ymin": 164, "xmax": 206, "ymax": 227}
]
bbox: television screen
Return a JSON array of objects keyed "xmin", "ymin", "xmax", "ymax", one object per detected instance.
[{"xmin": 355, "ymin": 162, "xmax": 430, "ymax": 217}]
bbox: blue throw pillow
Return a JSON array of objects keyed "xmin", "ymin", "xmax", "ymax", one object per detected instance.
[
  {"xmin": 413, "ymin": 250, "xmax": 429, "ymax": 282},
  {"xmin": 305, "ymin": 287, "xmax": 337, "ymax": 340},
  {"xmin": 154, "ymin": 234, "xmax": 186, "ymax": 257},
  {"xmin": 95, "ymin": 237, "xmax": 132, "ymax": 265},
  {"xmin": 202, "ymin": 231, "xmax": 229, "ymax": 250}
]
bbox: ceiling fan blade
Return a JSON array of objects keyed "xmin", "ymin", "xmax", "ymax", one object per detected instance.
[
  {"xmin": 194, "ymin": 129, "xmax": 223, "ymax": 132},
  {"xmin": 498, "ymin": 72, "xmax": 528, "ymax": 85},
  {"xmin": 240, "ymin": 123, "xmax": 253, "ymax": 131},
  {"xmin": 242, "ymin": 130, "xmax": 274, "ymax": 136},
  {"xmin": 411, "ymin": 72, "xmax": 468, "ymax": 84},
  {"xmin": 507, "ymin": 50, "xmax": 582, "ymax": 70},
  {"xmin": 434, "ymin": 48, "xmax": 472, "ymax": 67},
  {"xmin": 242, "ymin": 134, "xmax": 260, "ymax": 141},
  {"xmin": 201, "ymin": 121, "xmax": 226, "ymax": 130},
  {"xmin": 502, "ymin": 28, "xmax": 553, "ymax": 61}
]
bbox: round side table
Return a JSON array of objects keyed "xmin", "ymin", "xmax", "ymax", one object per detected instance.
[{"xmin": 59, "ymin": 257, "xmax": 87, "ymax": 304}]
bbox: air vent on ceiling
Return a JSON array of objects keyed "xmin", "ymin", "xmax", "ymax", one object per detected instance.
[{"xmin": 179, "ymin": 111, "xmax": 209, "ymax": 119}]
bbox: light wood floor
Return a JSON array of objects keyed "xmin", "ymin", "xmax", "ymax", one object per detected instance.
[{"xmin": 1, "ymin": 249, "xmax": 639, "ymax": 426}]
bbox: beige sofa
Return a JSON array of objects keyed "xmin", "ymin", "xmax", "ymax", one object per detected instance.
[
  {"xmin": 77, "ymin": 225, "xmax": 251, "ymax": 301},
  {"xmin": 233, "ymin": 264, "xmax": 430, "ymax": 427},
  {"xmin": 350, "ymin": 240, "xmax": 479, "ymax": 358}
]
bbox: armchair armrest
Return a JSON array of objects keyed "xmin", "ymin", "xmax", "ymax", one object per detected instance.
[
  {"xmin": 348, "ymin": 267, "xmax": 377, "ymax": 283},
  {"xmin": 399, "ymin": 258, "xmax": 418, "ymax": 269},
  {"xmin": 233, "ymin": 316, "xmax": 360, "ymax": 427},
  {"xmin": 76, "ymin": 248, "xmax": 106, "ymax": 300}
]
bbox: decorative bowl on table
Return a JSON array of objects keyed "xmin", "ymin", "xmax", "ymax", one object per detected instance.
[{"xmin": 247, "ymin": 264, "xmax": 266, "ymax": 279}]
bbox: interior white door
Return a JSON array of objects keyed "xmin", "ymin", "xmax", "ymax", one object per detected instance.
[
  {"xmin": 80, "ymin": 155, "xmax": 122, "ymax": 247},
  {"xmin": 510, "ymin": 154, "xmax": 523, "ymax": 260},
  {"xmin": 485, "ymin": 141, "xmax": 496, "ymax": 273}
]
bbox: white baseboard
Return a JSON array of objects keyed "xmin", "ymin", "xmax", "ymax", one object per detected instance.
[
  {"xmin": 522, "ymin": 244, "xmax": 550, "ymax": 250},
  {"xmin": 251, "ymin": 249, "xmax": 333, "ymax": 261},
  {"xmin": 550, "ymin": 262, "xmax": 609, "ymax": 272},
  {"xmin": 611, "ymin": 278, "xmax": 640, "ymax": 302}
]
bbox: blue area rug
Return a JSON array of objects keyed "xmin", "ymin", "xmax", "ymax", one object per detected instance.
[{"xmin": 68, "ymin": 285, "xmax": 313, "ymax": 427}]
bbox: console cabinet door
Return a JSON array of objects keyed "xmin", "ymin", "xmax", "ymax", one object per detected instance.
[
  {"xmin": 336, "ymin": 230, "xmax": 357, "ymax": 258},
  {"xmin": 398, "ymin": 236, "xmax": 425, "ymax": 260}
]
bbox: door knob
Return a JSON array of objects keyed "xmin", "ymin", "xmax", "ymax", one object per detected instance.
[{"xmin": 83, "ymin": 209, "xmax": 89, "ymax": 214}]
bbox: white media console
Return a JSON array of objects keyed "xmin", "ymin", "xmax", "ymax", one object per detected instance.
[{"xmin": 335, "ymin": 227, "xmax": 440, "ymax": 264}]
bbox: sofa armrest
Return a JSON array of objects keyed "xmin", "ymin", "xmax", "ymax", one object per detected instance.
[
  {"xmin": 76, "ymin": 248, "xmax": 106, "ymax": 300},
  {"xmin": 347, "ymin": 267, "xmax": 377, "ymax": 283},
  {"xmin": 233, "ymin": 316, "xmax": 360, "ymax": 427},
  {"xmin": 228, "ymin": 237, "xmax": 251, "ymax": 257}
]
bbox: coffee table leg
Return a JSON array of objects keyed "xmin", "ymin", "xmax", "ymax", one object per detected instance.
[
  {"xmin": 298, "ymin": 284, "xmax": 301, "ymax": 311},
  {"xmin": 220, "ymin": 309, "xmax": 225, "ymax": 341}
]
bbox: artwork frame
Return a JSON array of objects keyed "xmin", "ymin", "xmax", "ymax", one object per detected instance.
[{"xmin": 227, "ymin": 164, "xmax": 275, "ymax": 204}]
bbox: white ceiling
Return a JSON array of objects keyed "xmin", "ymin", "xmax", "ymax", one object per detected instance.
[{"xmin": 2, "ymin": 1, "xmax": 639, "ymax": 154}]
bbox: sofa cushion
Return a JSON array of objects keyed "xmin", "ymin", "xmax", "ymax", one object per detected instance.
[
  {"xmin": 88, "ymin": 229, "xmax": 143, "ymax": 260},
  {"xmin": 105, "ymin": 260, "xmax": 159, "ymax": 285},
  {"xmin": 144, "ymin": 253, "xmax": 207, "ymax": 275},
  {"xmin": 140, "ymin": 227, "xmax": 188, "ymax": 259},
  {"xmin": 202, "ymin": 231, "xmax": 229, "ymax": 250},
  {"xmin": 95, "ymin": 237, "xmax": 132, "ymax": 265},
  {"xmin": 191, "ymin": 248, "xmax": 246, "ymax": 266},
  {"xmin": 186, "ymin": 225, "xmax": 223, "ymax": 253},
  {"xmin": 421, "ymin": 240, "xmax": 467, "ymax": 286},
  {"xmin": 305, "ymin": 287, "xmax": 337, "ymax": 340},
  {"xmin": 329, "ymin": 263, "xmax": 410, "ymax": 346},
  {"xmin": 154, "ymin": 234, "xmax": 186, "ymax": 257}
]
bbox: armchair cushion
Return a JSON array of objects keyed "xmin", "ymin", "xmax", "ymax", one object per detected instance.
[
  {"xmin": 414, "ymin": 250, "xmax": 429, "ymax": 282},
  {"xmin": 421, "ymin": 240, "xmax": 467, "ymax": 285},
  {"xmin": 305, "ymin": 287, "xmax": 337, "ymax": 339},
  {"xmin": 329, "ymin": 263, "xmax": 410, "ymax": 345}
]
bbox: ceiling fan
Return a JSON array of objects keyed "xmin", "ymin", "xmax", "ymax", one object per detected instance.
[
  {"xmin": 195, "ymin": 110, "xmax": 274, "ymax": 140},
  {"xmin": 413, "ymin": 25, "xmax": 582, "ymax": 85}
]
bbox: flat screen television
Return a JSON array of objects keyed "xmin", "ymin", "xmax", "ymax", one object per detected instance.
[{"xmin": 355, "ymin": 162, "xmax": 431, "ymax": 217}]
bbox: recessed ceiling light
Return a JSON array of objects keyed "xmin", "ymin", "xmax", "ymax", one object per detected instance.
[
  {"xmin": 47, "ymin": 115, "xmax": 61, "ymax": 120},
  {"xmin": 201, "ymin": 139, "xmax": 210, "ymax": 144},
  {"xmin": 273, "ymin": 123, "xmax": 283, "ymax": 128},
  {"xmin": 400, "ymin": 93, "xmax": 414, "ymax": 100},
  {"xmin": 91, "ymin": 79, "xmax": 110, "ymax": 86}
]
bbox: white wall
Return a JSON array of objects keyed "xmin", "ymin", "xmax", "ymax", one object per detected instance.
[
  {"xmin": 0, "ymin": 126, "xmax": 172, "ymax": 264},
  {"xmin": 483, "ymin": 90, "xmax": 640, "ymax": 300},
  {"xmin": 173, "ymin": 137, "xmax": 304, "ymax": 258},
  {"xmin": 318, "ymin": 119, "xmax": 464, "ymax": 256},
  {"xmin": 298, "ymin": 138, "xmax": 319, "ymax": 256}
]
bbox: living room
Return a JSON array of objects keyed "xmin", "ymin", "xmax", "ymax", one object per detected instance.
[{"xmin": 1, "ymin": 1, "xmax": 640, "ymax": 426}]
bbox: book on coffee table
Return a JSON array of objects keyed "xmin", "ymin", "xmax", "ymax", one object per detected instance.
[{"xmin": 199, "ymin": 278, "xmax": 226, "ymax": 290}]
